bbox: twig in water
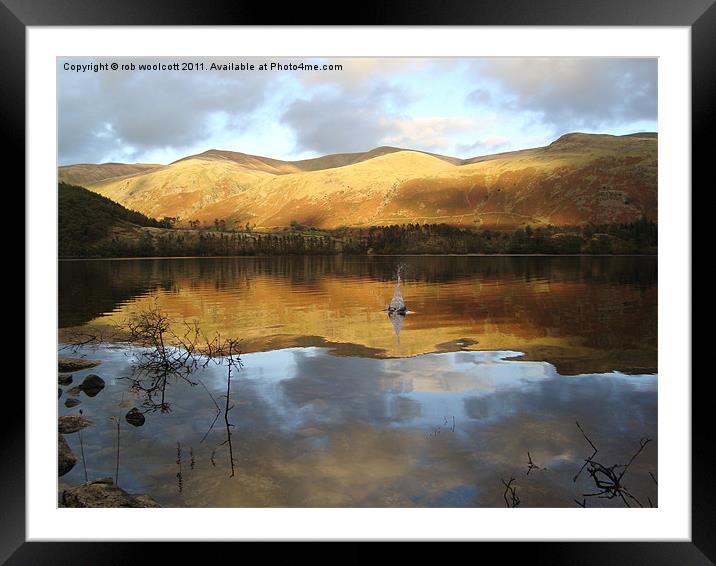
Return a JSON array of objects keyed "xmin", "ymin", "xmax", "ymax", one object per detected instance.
[
  {"xmin": 78, "ymin": 409, "xmax": 88, "ymax": 483},
  {"xmin": 574, "ymin": 423, "xmax": 653, "ymax": 508},
  {"xmin": 573, "ymin": 420, "xmax": 598, "ymax": 482},
  {"xmin": 443, "ymin": 416, "xmax": 455, "ymax": 433},
  {"xmin": 198, "ymin": 378, "xmax": 222, "ymax": 444},
  {"xmin": 59, "ymin": 327, "xmax": 118, "ymax": 352},
  {"xmin": 649, "ymin": 471, "xmax": 658, "ymax": 486},
  {"xmin": 502, "ymin": 477, "xmax": 520, "ymax": 508},
  {"xmin": 176, "ymin": 442, "xmax": 183, "ymax": 493},
  {"xmin": 200, "ymin": 411, "xmax": 221, "ymax": 444},
  {"xmin": 526, "ymin": 451, "xmax": 542, "ymax": 475},
  {"xmin": 115, "ymin": 417, "xmax": 120, "ymax": 485},
  {"xmin": 217, "ymin": 339, "xmax": 242, "ymax": 478}
]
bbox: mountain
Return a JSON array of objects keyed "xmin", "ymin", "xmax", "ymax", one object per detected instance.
[
  {"xmin": 170, "ymin": 145, "xmax": 462, "ymax": 173},
  {"xmin": 58, "ymin": 163, "xmax": 163, "ymax": 186},
  {"xmin": 60, "ymin": 132, "xmax": 657, "ymax": 230}
]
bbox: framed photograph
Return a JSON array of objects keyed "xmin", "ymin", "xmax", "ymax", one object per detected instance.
[{"xmin": 11, "ymin": 0, "xmax": 708, "ymax": 561}]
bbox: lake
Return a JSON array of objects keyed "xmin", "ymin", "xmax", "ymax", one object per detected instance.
[{"xmin": 58, "ymin": 255, "xmax": 657, "ymax": 507}]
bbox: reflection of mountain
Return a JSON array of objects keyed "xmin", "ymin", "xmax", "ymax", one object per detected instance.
[
  {"xmin": 59, "ymin": 256, "xmax": 657, "ymax": 374},
  {"xmin": 59, "ymin": 132, "xmax": 657, "ymax": 229},
  {"xmin": 59, "ymin": 262, "xmax": 147, "ymax": 327}
]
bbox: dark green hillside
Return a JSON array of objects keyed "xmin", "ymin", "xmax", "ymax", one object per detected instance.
[{"xmin": 58, "ymin": 182, "xmax": 162, "ymax": 257}]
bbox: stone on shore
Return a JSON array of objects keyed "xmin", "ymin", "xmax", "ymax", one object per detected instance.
[
  {"xmin": 58, "ymin": 357, "xmax": 101, "ymax": 372},
  {"xmin": 58, "ymin": 415, "xmax": 93, "ymax": 434},
  {"xmin": 58, "ymin": 434, "xmax": 76, "ymax": 477},
  {"xmin": 62, "ymin": 478, "xmax": 161, "ymax": 508}
]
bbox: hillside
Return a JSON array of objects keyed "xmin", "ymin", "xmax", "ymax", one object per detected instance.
[
  {"xmin": 58, "ymin": 183, "xmax": 656, "ymax": 258},
  {"xmin": 64, "ymin": 132, "xmax": 657, "ymax": 230},
  {"xmin": 58, "ymin": 182, "xmax": 163, "ymax": 257},
  {"xmin": 58, "ymin": 163, "xmax": 162, "ymax": 186}
]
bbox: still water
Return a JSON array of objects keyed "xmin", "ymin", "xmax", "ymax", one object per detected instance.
[{"xmin": 58, "ymin": 256, "xmax": 657, "ymax": 507}]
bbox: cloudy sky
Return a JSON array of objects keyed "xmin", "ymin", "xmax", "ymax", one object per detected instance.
[{"xmin": 58, "ymin": 57, "xmax": 657, "ymax": 165}]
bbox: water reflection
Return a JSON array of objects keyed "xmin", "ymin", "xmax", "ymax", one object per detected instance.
[
  {"xmin": 58, "ymin": 344, "xmax": 657, "ymax": 508},
  {"xmin": 388, "ymin": 312, "xmax": 405, "ymax": 348},
  {"xmin": 59, "ymin": 256, "xmax": 657, "ymax": 374}
]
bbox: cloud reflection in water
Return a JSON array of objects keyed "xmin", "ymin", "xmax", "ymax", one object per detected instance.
[{"xmin": 58, "ymin": 344, "xmax": 656, "ymax": 508}]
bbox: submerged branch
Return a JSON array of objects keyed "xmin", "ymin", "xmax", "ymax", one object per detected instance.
[{"xmin": 574, "ymin": 422, "xmax": 653, "ymax": 508}]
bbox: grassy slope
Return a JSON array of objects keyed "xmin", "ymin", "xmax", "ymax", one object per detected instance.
[
  {"xmin": 58, "ymin": 163, "xmax": 162, "ymax": 186},
  {"xmin": 58, "ymin": 182, "xmax": 161, "ymax": 256},
  {"xmin": 72, "ymin": 132, "xmax": 657, "ymax": 230},
  {"xmin": 58, "ymin": 179, "xmax": 656, "ymax": 258}
]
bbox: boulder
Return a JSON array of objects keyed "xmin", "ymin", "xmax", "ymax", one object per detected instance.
[
  {"xmin": 62, "ymin": 478, "xmax": 161, "ymax": 508},
  {"xmin": 64, "ymin": 398, "xmax": 81, "ymax": 408},
  {"xmin": 58, "ymin": 415, "xmax": 93, "ymax": 434},
  {"xmin": 125, "ymin": 408, "xmax": 145, "ymax": 427},
  {"xmin": 58, "ymin": 357, "xmax": 101, "ymax": 372},
  {"xmin": 79, "ymin": 374, "xmax": 105, "ymax": 397},
  {"xmin": 58, "ymin": 373, "xmax": 73, "ymax": 386},
  {"xmin": 58, "ymin": 434, "xmax": 76, "ymax": 477}
]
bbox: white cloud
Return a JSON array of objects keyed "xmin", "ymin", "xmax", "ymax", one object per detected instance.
[
  {"xmin": 58, "ymin": 57, "xmax": 657, "ymax": 164},
  {"xmin": 380, "ymin": 117, "xmax": 485, "ymax": 151},
  {"xmin": 468, "ymin": 58, "xmax": 657, "ymax": 134}
]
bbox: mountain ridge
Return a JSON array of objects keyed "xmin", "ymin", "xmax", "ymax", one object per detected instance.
[{"xmin": 58, "ymin": 132, "xmax": 658, "ymax": 230}]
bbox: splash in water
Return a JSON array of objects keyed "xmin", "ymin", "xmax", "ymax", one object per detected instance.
[{"xmin": 387, "ymin": 264, "xmax": 407, "ymax": 314}]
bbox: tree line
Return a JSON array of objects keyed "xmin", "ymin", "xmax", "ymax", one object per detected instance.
[
  {"xmin": 338, "ymin": 219, "xmax": 657, "ymax": 255},
  {"xmin": 104, "ymin": 230, "xmax": 340, "ymax": 257}
]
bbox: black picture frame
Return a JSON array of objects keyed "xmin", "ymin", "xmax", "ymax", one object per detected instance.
[{"xmin": 8, "ymin": 0, "xmax": 708, "ymax": 562}]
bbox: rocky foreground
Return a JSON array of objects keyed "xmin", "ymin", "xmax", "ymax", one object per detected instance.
[
  {"xmin": 61, "ymin": 478, "xmax": 161, "ymax": 508},
  {"xmin": 57, "ymin": 355, "xmax": 159, "ymax": 507}
]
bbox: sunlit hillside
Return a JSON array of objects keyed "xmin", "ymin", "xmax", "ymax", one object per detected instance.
[
  {"xmin": 58, "ymin": 163, "xmax": 163, "ymax": 186},
  {"xmin": 62, "ymin": 132, "xmax": 657, "ymax": 229}
]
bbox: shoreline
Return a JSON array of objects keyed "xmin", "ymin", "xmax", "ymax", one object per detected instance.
[{"xmin": 58, "ymin": 253, "xmax": 658, "ymax": 261}]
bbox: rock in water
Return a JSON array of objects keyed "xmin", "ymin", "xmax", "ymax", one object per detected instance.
[
  {"xmin": 125, "ymin": 408, "xmax": 145, "ymax": 427},
  {"xmin": 61, "ymin": 478, "xmax": 161, "ymax": 508},
  {"xmin": 58, "ymin": 415, "xmax": 93, "ymax": 434},
  {"xmin": 64, "ymin": 398, "xmax": 81, "ymax": 408},
  {"xmin": 79, "ymin": 374, "xmax": 105, "ymax": 397},
  {"xmin": 58, "ymin": 434, "xmax": 76, "ymax": 477},
  {"xmin": 58, "ymin": 373, "xmax": 73, "ymax": 386},
  {"xmin": 58, "ymin": 357, "xmax": 101, "ymax": 372}
]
